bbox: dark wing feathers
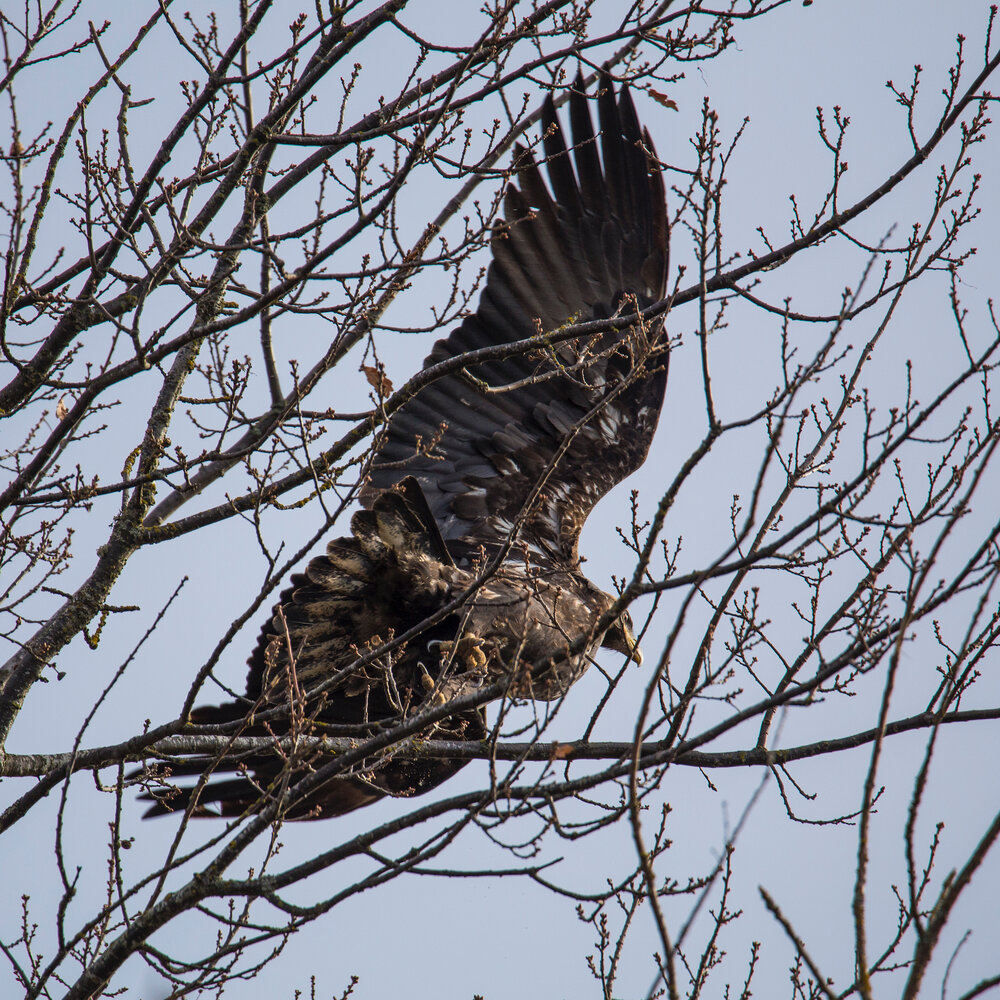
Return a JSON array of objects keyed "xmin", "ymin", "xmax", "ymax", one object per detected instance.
[
  {"xmin": 242, "ymin": 480, "xmax": 456, "ymax": 701},
  {"xmin": 141, "ymin": 480, "xmax": 483, "ymax": 819},
  {"xmin": 364, "ymin": 75, "xmax": 668, "ymax": 567}
]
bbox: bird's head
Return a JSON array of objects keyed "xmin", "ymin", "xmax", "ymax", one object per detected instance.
[{"xmin": 602, "ymin": 608, "xmax": 643, "ymax": 666}]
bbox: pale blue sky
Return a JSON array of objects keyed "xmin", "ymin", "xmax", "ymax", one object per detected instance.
[{"xmin": 2, "ymin": 2, "xmax": 998, "ymax": 997}]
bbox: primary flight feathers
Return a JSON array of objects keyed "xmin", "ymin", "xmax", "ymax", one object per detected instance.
[
  {"xmin": 142, "ymin": 74, "xmax": 669, "ymax": 820},
  {"xmin": 365, "ymin": 74, "xmax": 668, "ymax": 567}
]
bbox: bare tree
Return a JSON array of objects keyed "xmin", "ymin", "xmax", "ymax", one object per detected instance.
[{"xmin": 1, "ymin": 2, "xmax": 999, "ymax": 998}]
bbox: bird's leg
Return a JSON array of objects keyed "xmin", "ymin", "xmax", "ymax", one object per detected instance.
[
  {"xmin": 429, "ymin": 635, "xmax": 488, "ymax": 672},
  {"xmin": 420, "ymin": 636, "xmax": 491, "ymax": 705}
]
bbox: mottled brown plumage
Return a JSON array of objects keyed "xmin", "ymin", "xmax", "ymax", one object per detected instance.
[{"xmin": 142, "ymin": 75, "xmax": 669, "ymax": 821}]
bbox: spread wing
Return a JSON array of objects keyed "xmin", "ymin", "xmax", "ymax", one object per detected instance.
[
  {"xmin": 365, "ymin": 75, "xmax": 669, "ymax": 569},
  {"xmin": 141, "ymin": 481, "xmax": 487, "ymax": 820}
]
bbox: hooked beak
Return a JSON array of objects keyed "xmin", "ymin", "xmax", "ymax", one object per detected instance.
[
  {"xmin": 603, "ymin": 614, "xmax": 643, "ymax": 666},
  {"xmin": 624, "ymin": 622, "xmax": 643, "ymax": 666}
]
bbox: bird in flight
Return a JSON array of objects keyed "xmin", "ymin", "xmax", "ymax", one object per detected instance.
[{"xmin": 143, "ymin": 74, "xmax": 669, "ymax": 820}]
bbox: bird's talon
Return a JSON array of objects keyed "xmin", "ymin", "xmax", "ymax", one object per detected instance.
[
  {"xmin": 432, "ymin": 636, "xmax": 488, "ymax": 672},
  {"xmin": 416, "ymin": 661, "xmax": 436, "ymax": 691}
]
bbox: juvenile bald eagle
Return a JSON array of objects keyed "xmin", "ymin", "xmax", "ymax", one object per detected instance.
[{"xmin": 143, "ymin": 75, "xmax": 669, "ymax": 820}]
